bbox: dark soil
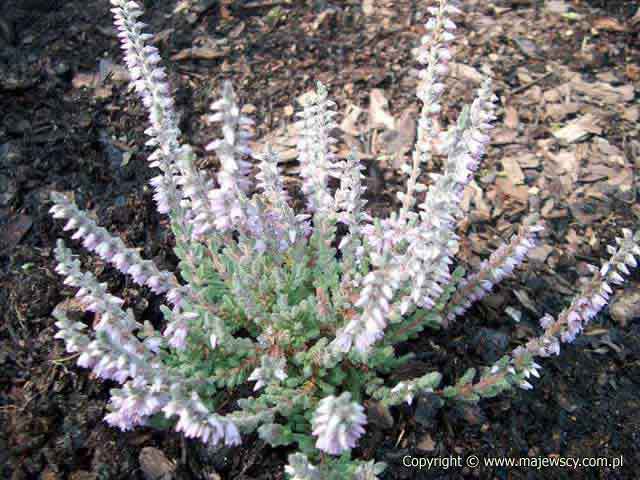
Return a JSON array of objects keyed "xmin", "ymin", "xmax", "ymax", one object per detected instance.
[{"xmin": 1, "ymin": 0, "xmax": 639, "ymax": 479}]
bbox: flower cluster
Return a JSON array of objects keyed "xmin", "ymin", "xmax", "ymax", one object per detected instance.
[
  {"xmin": 52, "ymin": 242, "xmax": 242, "ymax": 445},
  {"xmin": 204, "ymin": 81, "xmax": 255, "ymax": 234},
  {"xmin": 522, "ymin": 228, "xmax": 640, "ymax": 357},
  {"xmin": 444, "ymin": 221, "xmax": 543, "ymax": 325},
  {"xmin": 311, "ymin": 393, "xmax": 367, "ymax": 455},
  {"xmin": 50, "ymin": 192, "xmax": 176, "ymax": 295},
  {"xmin": 297, "ymin": 82, "xmax": 339, "ymax": 216},
  {"xmin": 48, "ymin": 1, "xmax": 638, "ymax": 478}
]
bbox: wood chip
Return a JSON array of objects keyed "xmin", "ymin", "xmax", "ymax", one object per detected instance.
[
  {"xmin": 450, "ymin": 62, "xmax": 484, "ymax": 84},
  {"xmin": 501, "ymin": 156, "xmax": 525, "ymax": 184},
  {"xmin": 545, "ymin": 0, "xmax": 568, "ymax": 14},
  {"xmin": 417, "ymin": 433, "xmax": 436, "ymax": 452},
  {"xmin": 495, "ymin": 176, "xmax": 529, "ymax": 204},
  {"xmin": 377, "ymin": 106, "xmax": 417, "ymax": 169},
  {"xmin": 0, "ymin": 214, "xmax": 32, "ymax": 255},
  {"xmin": 492, "ymin": 128, "xmax": 519, "ymax": 145},
  {"xmin": 241, "ymin": 104, "xmax": 257, "ymax": 114},
  {"xmin": 462, "ymin": 180, "xmax": 491, "ymax": 221},
  {"xmin": 363, "ymin": 0, "xmax": 375, "ymax": 16},
  {"xmin": 592, "ymin": 17, "xmax": 627, "ymax": 32},
  {"xmin": 569, "ymin": 76, "xmax": 634, "ymax": 105},
  {"xmin": 340, "ymin": 103, "xmax": 365, "ymax": 136},
  {"xmin": 504, "ymin": 105, "xmax": 519, "ymax": 130},
  {"xmin": 545, "ymin": 102, "xmax": 580, "ymax": 121},
  {"xmin": 528, "ymin": 244, "xmax": 553, "ymax": 263},
  {"xmin": 139, "ymin": 447, "xmax": 175, "ymax": 480},
  {"xmin": 552, "ymin": 114, "xmax": 602, "ymax": 143},
  {"xmin": 514, "ymin": 289, "xmax": 540, "ymax": 314},
  {"xmin": 622, "ymin": 106, "xmax": 639, "ymax": 123},
  {"xmin": 171, "ymin": 46, "xmax": 230, "ymax": 61},
  {"xmin": 312, "ymin": 9, "xmax": 336, "ymax": 30},
  {"xmin": 610, "ymin": 285, "xmax": 640, "ymax": 327},
  {"xmin": 72, "ymin": 72, "xmax": 97, "ymax": 89},
  {"xmin": 368, "ymin": 89, "xmax": 395, "ymax": 130},
  {"xmin": 517, "ymin": 153, "xmax": 541, "ymax": 169},
  {"xmin": 366, "ymin": 400, "xmax": 394, "ymax": 429}
]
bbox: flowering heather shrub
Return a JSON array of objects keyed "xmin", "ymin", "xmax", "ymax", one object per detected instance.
[{"xmin": 49, "ymin": 0, "xmax": 640, "ymax": 477}]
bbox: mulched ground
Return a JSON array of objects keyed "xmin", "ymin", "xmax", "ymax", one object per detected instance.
[{"xmin": 1, "ymin": 0, "xmax": 639, "ymax": 479}]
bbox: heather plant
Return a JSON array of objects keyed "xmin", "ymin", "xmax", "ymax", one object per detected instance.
[{"xmin": 49, "ymin": 0, "xmax": 640, "ymax": 477}]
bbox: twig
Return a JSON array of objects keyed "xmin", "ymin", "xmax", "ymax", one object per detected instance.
[
  {"xmin": 50, "ymin": 352, "xmax": 81, "ymax": 365},
  {"xmin": 510, "ymin": 71, "xmax": 553, "ymax": 96},
  {"xmin": 241, "ymin": 0, "xmax": 289, "ymax": 9}
]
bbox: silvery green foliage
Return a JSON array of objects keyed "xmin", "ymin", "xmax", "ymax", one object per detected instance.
[{"xmin": 48, "ymin": 0, "xmax": 639, "ymax": 477}]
